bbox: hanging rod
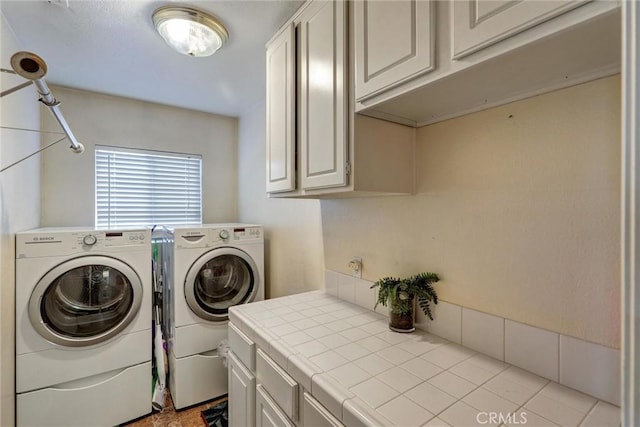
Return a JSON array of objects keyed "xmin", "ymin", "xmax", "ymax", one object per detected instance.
[{"xmin": 1, "ymin": 51, "xmax": 84, "ymax": 154}]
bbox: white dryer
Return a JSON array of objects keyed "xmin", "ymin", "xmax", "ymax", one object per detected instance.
[
  {"xmin": 15, "ymin": 227, "xmax": 152, "ymax": 426},
  {"xmin": 161, "ymin": 223, "xmax": 263, "ymax": 409}
]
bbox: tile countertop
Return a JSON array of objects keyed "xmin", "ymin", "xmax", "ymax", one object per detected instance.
[{"xmin": 229, "ymin": 291, "xmax": 621, "ymax": 427}]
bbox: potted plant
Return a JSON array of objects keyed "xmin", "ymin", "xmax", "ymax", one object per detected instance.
[{"xmin": 371, "ymin": 272, "xmax": 440, "ymax": 333}]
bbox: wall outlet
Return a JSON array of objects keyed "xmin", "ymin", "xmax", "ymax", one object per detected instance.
[{"xmin": 348, "ymin": 256, "xmax": 362, "ymax": 279}]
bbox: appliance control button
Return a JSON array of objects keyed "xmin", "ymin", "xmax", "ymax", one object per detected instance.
[
  {"xmin": 83, "ymin": 234, "xmax": 97, "ymax": 246},
  {"xmin": 219, "ymin": 230, "xmax": 229, "ymax": 240}
]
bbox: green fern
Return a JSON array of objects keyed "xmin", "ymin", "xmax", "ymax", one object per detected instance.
[{"xmin": 371, "ymin": 272, "xmax": 440, "ymax": 319}]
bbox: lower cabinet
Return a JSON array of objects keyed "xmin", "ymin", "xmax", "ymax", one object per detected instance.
[
  {"xmin": 229, "ymin": 321, "xmax": 344, "ymax": 427},
  {"xmin": 303, "ymin": 392, "xmax": 345, "ymax": 427},
  {"xmin": 256, "ymin": 384, "xmax": 296, "ymax": 427},
  {"xmin": 228, "ymin": 351, "xmax": 255, "ymax": 427}
]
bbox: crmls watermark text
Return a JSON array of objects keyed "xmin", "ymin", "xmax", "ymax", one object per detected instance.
[{"xmin": 476, "ymin": 412, "xmax": 528, "ymax": 425}]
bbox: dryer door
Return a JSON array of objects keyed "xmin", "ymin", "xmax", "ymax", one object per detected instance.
[
  {"xmin": 185, "ymin": 247, "xmax": 259, "ymax": 321},
  {"xmin": 29, "ymin": 256, "xmax": 143, "ymax": 347}
]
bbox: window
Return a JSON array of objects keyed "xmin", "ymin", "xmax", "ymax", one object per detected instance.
[{"xmin": 96, "ymin": 146, "xmax": 202, "ymax": 228}]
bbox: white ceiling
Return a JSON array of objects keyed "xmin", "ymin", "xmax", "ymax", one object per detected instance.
[{"xmin": 0, "ymin": 0, "xmax": 303, "ymax": 117}]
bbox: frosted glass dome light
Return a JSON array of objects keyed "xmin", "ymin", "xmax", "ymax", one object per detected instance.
[{"xmin": 153, "ymin": 6, "xmax": 228, "ymax": 57}]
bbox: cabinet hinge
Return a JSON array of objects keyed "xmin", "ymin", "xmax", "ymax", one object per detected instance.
[{"xmin": 345, "ymin": 161, "xmax": 351, "ymax": 176}]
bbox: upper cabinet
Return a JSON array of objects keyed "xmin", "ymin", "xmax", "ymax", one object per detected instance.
[
  {"xmin": 265, "ymin": 0, "xmax": 415, "ymax": 198},
  {"xmin": 354, "ymin": 0, "xmax": 435, "ymax": 102},
  {"xmin": 451, "ymin": 0, "xmax": 588, "ymax": 59},
  {"xmin": 355, "ymin": 0, "xmax": 620, "ymax": 127},
  {"xmin": 266, "ymin": 24, "xmax": 295, "ymax": 193},
  {"xmin": 298, "ymin": 0, "xmax": 348, "ymax": 191},
  {"xmin": 266, "ymin": 0, "xmax": 620, "ymax": 198}
]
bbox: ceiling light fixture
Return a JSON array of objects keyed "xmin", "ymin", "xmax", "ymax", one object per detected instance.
[{"xmin": 152, "ymin": 6, "xmax": 228, "ymax": 57}]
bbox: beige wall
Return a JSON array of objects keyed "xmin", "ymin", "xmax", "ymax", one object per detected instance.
[
  {"xmin": 40, "ymin": 87, "xmax": 238, "ymax": 226},
  {"xmin": 237, "ymin": 101, "xmax": 324, "ymax": 298},
  {"xmin": 322, "ymin": 76, "xmax": 620, "ymax": 349},
  {"xmin": 0, "ymin": 13, "xmax": 41, "ymax": 426}
]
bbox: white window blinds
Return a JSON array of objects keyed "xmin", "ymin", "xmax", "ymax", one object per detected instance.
[{"xmin": 96, "ymin": 147, "xmax": 202, "ymax": 228}]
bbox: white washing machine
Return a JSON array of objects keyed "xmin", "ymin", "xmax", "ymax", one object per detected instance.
[
  {"xmin": 15, "ymin": 227, "xmax": 152, "ymax": 426},
  {"xmin": 157, "ymin": 223, "xmax": 263, "ymax": 409}
]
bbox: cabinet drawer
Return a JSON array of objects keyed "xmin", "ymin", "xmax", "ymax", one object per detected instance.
[
  {"xmin": 256, "ymin": 384, "xmax": 296, "ymax": 427},
  {"xmin": 256, "ymin": 348, "xmax": 299, "ymax": 421},
  {"xmin": 229, "ymin": 322, "xmax": 256, "ymax": 371},
  {"xmin": 303, "ymin": 392, "xmax": 345, "ymax": 427}
]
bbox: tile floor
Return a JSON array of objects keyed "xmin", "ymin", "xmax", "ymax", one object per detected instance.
[{"xmin": 123, "ymin": 391, "xmax": 227, "ymax": 427}]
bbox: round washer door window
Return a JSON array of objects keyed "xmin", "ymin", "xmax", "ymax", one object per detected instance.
[
  {"xmin": 185, "ymin": 247, "xmax": 259, "ymax": 321},
  {"xmin": 28, "ymin": 256, "xmax": 143, "ymax": 347}
]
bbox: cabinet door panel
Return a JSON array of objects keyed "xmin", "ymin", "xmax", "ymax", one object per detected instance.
[
  {"xmin": 355, "ymin": 0, "xmax": 435, "ymax": 101},
  {"xmin": 299, "ymin": 0, "xmax": 348, "ymax": 190},
  {"xmin": 303, "ymin": 392, "xmax": 345, "ymax": 427},
  {"xmin": 266, "ymin": 24, "xmax": 296, "ymax": 193},
  {"xmin": 452, "ymin": 0, "xmax": 589, "ymax": 59},
  {"xmin": 228, "ymin": 351, "xmax": 255, "ymax": 427},
  {"xmin": 256, "ymin": 385, "xmax": 295, "ymax": 427}
]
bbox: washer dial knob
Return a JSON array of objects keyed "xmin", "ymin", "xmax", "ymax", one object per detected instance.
[
  {"xmin": 219, "ymin": 230, "xmax": 229, "ymax": 240},
  {"xmin": 83, "ymin": 234, "xmax": 97, "ymax": 246}
]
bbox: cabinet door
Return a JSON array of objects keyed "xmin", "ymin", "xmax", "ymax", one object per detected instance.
[
  {"xmin": 256, "ymin": 384, "xmax": 295, "ymax": 427},
  {"xmin": 355, "ymin": 0, "xmax": 435, "ymax": 102},
  {"xmin": 266, "ymin": 23, "xmax": 296, "ymax": 193},
  {"xmin": 303, "ymin": 392, "xmax": 345, "ymax": 427},
  {"xmin": 452, "ymin": 0, "xmax": 589, "ymax": 59},
  {"xmin": 299, "ymin": 0, "xmax": 348, "ymax": 190},
  {"xmin": 228, "ymin": 351, "xmax": 256, "ymax": 427}
]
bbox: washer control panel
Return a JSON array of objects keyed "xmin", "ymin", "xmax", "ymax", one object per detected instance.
[{"xmin": 16, "ymin": 228, "xmax": 150, "ymax": 258}]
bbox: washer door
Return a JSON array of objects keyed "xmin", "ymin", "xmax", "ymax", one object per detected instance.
[
  {"xmin": 28, "ymin": 256, "xmax": 143, "ymax": 347},
  {"xmin": 185, "ymin": 247, "xmax": 259, "ymax": 321}
]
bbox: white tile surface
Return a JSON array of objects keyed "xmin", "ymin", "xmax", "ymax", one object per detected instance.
[
  {"xmin": 422, "ymin": 417, "xmax": 452, "ymax": 426},
  {"xmin": 343, "ymin": 398, "xmax": 394, "ymax": 427},
  {"xmin": 376, "ymin": 346, "xmax": 415, "ymax": 365},
  {"xmin": 539, "ymin": 382, "xmax": 597, "ymax": 414},
  {"xmin": 305, "ymin": 325, "xmax": 335, "ymax": 339},
  {"xmin": 376, "ymin": 330, "xmax": 414, "ymax": 345},
  {"xmin": 291, "ymin": 317, "xmax": 320, "ymax": 330},
  {"xmin": 505, "ymin": 320, "xmax": 559, "ymax": 381},
  {"xmin": 340, "ymin": 327, "xmax": 371, "ymax": 342},
  {"xmin": 482, "ymin": 374, "xmax": 543, "ymax": 406},
  {"xmin": 462, "ymin": 388, "xmax": 519, "ymax": 415},
  {"xmin": 464, "ymin": 353, "xmax": 508, "ymax": 375},
  {"xmin": 421, "ymin": 301, "xmax": 462, "ymax": 344},
  {"xmin": 350, "ymin": 377, "xmax": 399, "ymax": 408},
  {"xmin": 324, "ymin": 319, "xmax": 352, "ymax": 332},
  {"xmin": 439, "ymin": 401, "xmax": 484, "ymax": 427},
  {"xmin": 525, "ymin": 393, "xmax": 589, "ymax": 427},
  {"xmin": 449, "ymin": 359, "xmax": 498, "ymax": 385},
  {"xmin": 462, "ymin": 308, "xmax": 504, "ymax": 361},
  {"xmin": 328, "ymin": 363, "xmax": 371, "ymax": 388},
  {"xmin": 580, "ymin": 401, "xmax": 621, "ymax": 427},
  {"xmin": 296, "ymin": 340, "xmax": 330, "ymax": 358},
  {"xmin": 499, "ymin": 366, "xmax": 549, "ymax": 391},
  {"xmin": 428, "ymin": 372, "xmax": 476, "ymax": 399},
  {"xmin": 400, "ymin": 357, "xmax": 443, "ymax": 381},
  {"xmin": 358, "ymin": 354, "xmax": 395, "ymax": 376},
  {"xmin": 358, "ymin": 336, "xmax": 391, "ymax": 352},
  {"xmin": 338, "ymin": 273, "xmax": 356, "ymax": 304},
  {"xmin": 506, "ymin": 410, "xmax": 559, "ymax": 427},
  {"xmin": 324, "ymin": 270, "xmax": 339, "ymax": 296},
  {"xmin": 377, "ymin": 396, "xmax": 435, "ymax": 426},
  {"xmin": 359, "ymin": 320, "xmax": 390, "ymax": 335},
  {"xmin": 396, "ymin": 335, "xmax": 444, "ymax": 356},
  {"xmin": 354, "ymin": 278, "xmax": 377, "ymax": 310},
  {"xmin": 287, "ymin": 354, "xmax": 322, "ymax": 390},
  {"xmin": 376, "ymin": 366, "xmax": 423, "ymax": 393},
  {"xmin": 405, "ymin": 381, "xmax": 457, "ymax": 415},
  {"xmin": 559, "ymin": 335, "xmax": 621, "ymax": 406},
  {"xmin": 317, "ymin": 333, "xmax": 351, "ymax": 349},
  {"xmin": 271, "ymin": 323, "xmax": 299, "ymax": 337},
  {"xmin": 333, "ymin": 342, "xmax": 370, "ymax": 362},
  {"xmin": 280, "ymin": 330, "xmax": 313, "ymax": 346},
  {"xmin": 309, "ymin": 350, "xmax": 349, "ymax": 371},
  {"xmin": 311, "ymin": 373, "xmax": 354, "ymax": 419},
  {"xmin": 421, "ymin": 344, "xmax": 475, "ymax": 369}
]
